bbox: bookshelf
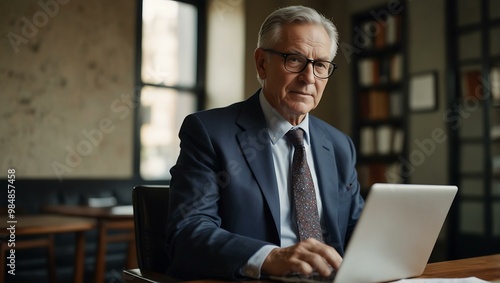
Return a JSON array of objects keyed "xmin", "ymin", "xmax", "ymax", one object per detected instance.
[
  {"xmin": 351, "ymin": 3, "xmax": 408, "ymax": 195},
  {"xmin": 447, "ymin": 0, "xmax": 500, "ymax": 258}
]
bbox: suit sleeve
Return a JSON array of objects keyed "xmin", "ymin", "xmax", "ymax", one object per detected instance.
[
  {"xmin": 165, "ymin": 114, "xmax": 270, "ymax": 280},
  {"xmin": 345, "ymin": 135, "xmax": 364, "ymax": 244}
]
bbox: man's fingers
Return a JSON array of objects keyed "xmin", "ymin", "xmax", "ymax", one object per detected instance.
[
  {"xmin": 312, "ymin": 243, "xmax": 342, "ymax": 270},
  {"xmin": 299, "ymin": 239, "xmax": 342, "ymax": 274},
  {"xmin": 262, "ymin": 239, "xmax": 342, "ymax": 277},
  {"xmin": 300, "ymin": 252, "xmax": 333, "ymax": 276}
]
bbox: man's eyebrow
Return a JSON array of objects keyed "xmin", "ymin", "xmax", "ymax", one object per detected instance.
[
  {"xmin": 315, "ymin": 56, "xmax": 332, "ymax": 61},
  {"xmin": 284, "ymin": 49, "xmax": 302, "ymax": 55},
  {"xmin": 287, "ymin": 50, "xmax": 331, "ymax": 61}
]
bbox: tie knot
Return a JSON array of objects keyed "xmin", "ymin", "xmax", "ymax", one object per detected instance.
[{"xmin": 286, "ymin": 128, "xmax": 305, "ymax": 148}]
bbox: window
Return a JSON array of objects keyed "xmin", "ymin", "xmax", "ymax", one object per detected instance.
[{"xmin": 136, "ymin": 0, "xmax": 205, "ymax": 180}]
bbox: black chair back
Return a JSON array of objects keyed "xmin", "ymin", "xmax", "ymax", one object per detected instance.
[{"xmin": 132, "ymin": 185, "xmax": 170, "ymax": 274}]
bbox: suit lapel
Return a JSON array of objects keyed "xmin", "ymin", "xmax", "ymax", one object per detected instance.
[
  {"xmin": 236, "ymin": 93, "xmax": 281, "ymax": 238},
  {"xmin": 234, "ymin": 94, "xmax": 342, "ymax": 244},
  {"xmin": 310, "ymin": 122, "xmax": 340, "ymax": 243}
]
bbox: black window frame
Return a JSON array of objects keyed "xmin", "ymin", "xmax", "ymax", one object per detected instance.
[{"xmin": 133, "ymin": 0, "xmax": 207, "ymax": 183}]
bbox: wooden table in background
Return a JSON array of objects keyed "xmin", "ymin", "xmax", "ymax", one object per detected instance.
[
  {"xmin": 42, "ymin": 205, "xmax": 135, "ymax": 283},
  {"xmin": 0, "ymin": 214, "xmax": 95, "ymax": 283}
]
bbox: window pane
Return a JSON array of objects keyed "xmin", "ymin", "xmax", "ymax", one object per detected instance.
[
  {"xmin": 460, "ymin": 178, "xmax": 484, "ymax": 197},
  {"xmin": 140, "ymin": 87, "xmax": 196, "ymax": 180},
  {"xmin": 459, "ymin": 32, "xmax": 481, "ymax": 61},
  {"xmin": 459, "ymin": 66, "xmax": 484, "ymax": 139},
  {"xmin": 458, "ymin": 102, "xmax": 483, "ymax": 139},
  {"xmin": 490, "ymin": 26, "xmax": 500, "ymax": 57},
  {"xmin": 460, "ymin": 201, "xmax": 484, "ymax": 235},
  {"xmin": 494, "ymin": 202, "xmax": 500, "ymax": 236},
  {"xmin": 494, "ymin": 179, "xmax": 500, "ymax": 197},
  {"xmin": 142, "ymin": 0, "xmax": 197, "ymax": 87},
  {"xmin": 457, "ymin": 0, "xmax": 481, "ymax": 26},
  {"xmin": 493, "ymin": 144, "xmax": 500, "ymax": 174},
  {"xmin": 460, "ymin": 143, "xmax": 484, "ymax": 173},
  {"xmin": 490, "ymin": 0, "xmax": 500, "ymax": 20}
]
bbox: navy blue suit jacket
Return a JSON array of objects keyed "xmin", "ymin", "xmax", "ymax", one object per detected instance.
[{"xmin": 165, "ymin": 91, "xmax": 364, "ymax": 280}]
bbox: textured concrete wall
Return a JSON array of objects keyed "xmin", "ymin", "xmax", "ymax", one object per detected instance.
[{"xmin": 0, "ymin": 0, "xmax": 136, "ymax": 179}]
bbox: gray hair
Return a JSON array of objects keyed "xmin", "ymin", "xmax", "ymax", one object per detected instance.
[{"xmin": 257, "ymin": 5, "xmax": 339, "ymax": 59}]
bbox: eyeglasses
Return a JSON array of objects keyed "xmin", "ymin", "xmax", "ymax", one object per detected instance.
[{"xmin": 262, "ymin": 48, "xmax": 337, "ymax": 79}]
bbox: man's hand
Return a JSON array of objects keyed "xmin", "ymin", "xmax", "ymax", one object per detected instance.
[{"xmin": 261, "ymin": 238, "xmax": 342, "ymax": 277}]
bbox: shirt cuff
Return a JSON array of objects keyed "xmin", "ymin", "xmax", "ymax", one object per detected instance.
[{"xmin": 241, "ymin": 244, "xmax": 278, "ymax": 279}]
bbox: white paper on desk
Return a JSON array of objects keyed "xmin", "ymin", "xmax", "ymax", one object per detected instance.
[
  {"xmin": 110, "ymin": 205, "xmax": 133, "ymax": 215},
  {"xmin": 393, "ymin": 277, "xmax": 489, "ymax": 283}
]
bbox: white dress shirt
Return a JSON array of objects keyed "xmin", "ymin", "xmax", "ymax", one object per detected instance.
[{"xmin": 241, "ymin": 91, "xmax": 324, "ymax": 278}]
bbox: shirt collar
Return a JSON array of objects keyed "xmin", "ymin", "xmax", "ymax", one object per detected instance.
[{"xmin": 259, "ymin": 90, "xmax": 310, "ymax": 145}]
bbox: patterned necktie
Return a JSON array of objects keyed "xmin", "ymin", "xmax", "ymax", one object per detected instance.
[{"xmin": 286, "ymin": 128, "xmax": 323, "ymax": 242}]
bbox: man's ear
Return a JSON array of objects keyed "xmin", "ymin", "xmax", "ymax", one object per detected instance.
[{"xmin": 254, "ymin": 48, "xmax": 267, "ymax": 80}]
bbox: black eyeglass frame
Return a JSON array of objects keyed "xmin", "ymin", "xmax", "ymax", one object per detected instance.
[{"xmin": 262, "ymin": 48, "xmax": 338, "ymax": 79}]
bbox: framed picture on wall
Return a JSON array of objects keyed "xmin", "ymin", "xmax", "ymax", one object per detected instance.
[{"xmin": 409, "ymin": 71, "xmax": 438, "ymax": 112}]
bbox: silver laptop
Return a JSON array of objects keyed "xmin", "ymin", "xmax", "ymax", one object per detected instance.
[{"xmin": 271, "ymin": 183, "xmax": 458, "ymax": 283}]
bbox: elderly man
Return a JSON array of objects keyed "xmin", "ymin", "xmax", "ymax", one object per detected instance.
[{"xmin": 166, "ymin": 5, "xmax": 364, "ymax": 280}]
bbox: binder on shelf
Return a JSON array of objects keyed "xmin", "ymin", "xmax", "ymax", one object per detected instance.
[
  {"xmin": 361, "ymin": 21, "xmax": 374, "ymax": 49},
  {"xmin": 358, "ymin": 58, "xmax": 380, "ymax": 86},
  {"xmin": 374, "ymin": 21, "xmax": 386, "ymax": 49},
  {"xmin": 358, "ymin": 59, "xmax": 373, "ymax": 86},
  {"xmin": 357, "ymin": 164, "xmax": 370, "ymax": 189},
  {"xmin": 461, "ymin": 69, "xmax": 482, "ymax": 99},
  {"xmin": 360, "ymin": 126, "xmax": 376, "ymax": 155},
  {"xmin": 359, "ymin": 91, "xmax": 370, "ymax": 120},
  {"xmin": 373, "ymin": 59, "xmax": 381, "ymax": 85},
  {"xmin": 358, "ymin": 161, "xmax": 403, "ymax": 188},
  {"xmin": 376, "ymin": 125, "xmax": 392, "ymax": 155},
  {"xmin": 358, "ymin": 163, "xmax": 384, "ymax": 189},
  {"xmin": 353, "ymin": 5, "xmax": 406, "ymax": 190},
  {"xmin": 362, "ymin": 14, "xmax": 402, "ymax": 50},
  {"xmin": 379, "ymin": 57, "xmax": 390, "ymax": 84},
  {"xmin": 389, "ymin": 91, "xmax": 403, "ymax": 118},
  {"xmin": 385, "ymin": 162, "xmax": 403, "ymax": 183},
  {"xmin": 392, "ymin": 129, "xmax": 405, "ymax": 154},
  {"xmin": 369, "ymin": 163, "xmax": 387, "ymax": 184},
  {"xmin": 385, "ymin": 15, "xmax": 402, "ymax": 46},
  {"xmin": 395, "ymin": 15, "xmax": 402, "ymax": 43},
  {"xmin": 390, "ymin": 54, "xmax": 403, "ymax": 82},
  {"xmin": 368, "ymin": 90, "xmax": 390, "ymax": 120},
  {"xmin": 385, "ymin": 15, "xmax": 397, "ymax": 46}
]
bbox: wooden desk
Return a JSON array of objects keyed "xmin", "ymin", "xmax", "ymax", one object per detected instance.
[
  {"xmin": 417, "ymin": 254, "xmax": 500, "ymax": 281},
  {"xmin": 122, "ymin": 254, "xmax": 500, "ymax": 283},
  {"xmin": 43, "ymin": 205, "xmax": 135, "ymax": 283},
  {"xmin": 0, "ymin": 214, "xmax": 95, "ymax": 283}
]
